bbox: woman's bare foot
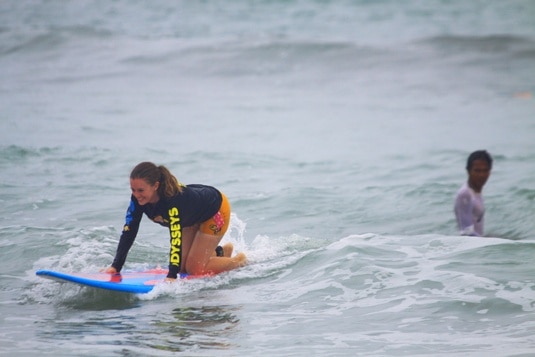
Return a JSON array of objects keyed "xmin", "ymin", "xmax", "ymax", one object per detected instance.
[
  {"xmin": 222, "ymin": 242, "xmax": 234, "ymax": 257},
  {"xmin": 232, "ymin": 252, "xmax": 247, "ymax": 267}
]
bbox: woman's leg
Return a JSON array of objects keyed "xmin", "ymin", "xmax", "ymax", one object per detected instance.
[
  {"xmin": 179, "ymin": 225, "xmax": 198, "ymax": 274},
  {"xmin": 221, "ymin": 242, "xmax": 233, "ymax": 257},
  {"xmin": 184, "ymin": 192, "xmax": 246, "ymax": 275},
  {"xmin": 185, "ymin": 232, "xmax": 246, "ymax": 275},
  {"xmin": 179, "ymin": 227, "xmax": 233, "ymax": 274}
]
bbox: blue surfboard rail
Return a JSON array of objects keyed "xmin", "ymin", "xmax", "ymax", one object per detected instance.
[{"xmin": 36, "ymin": 269, "xmax": 193, "ymax": 294}]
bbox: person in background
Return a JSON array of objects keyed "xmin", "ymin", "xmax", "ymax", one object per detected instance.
[
  {"xmin": 105, "ymin": 162, "xmax": 246, "ymax": 281},
  {"xmin": 454, "ymin": 150, "xmax": 493, "ymax": 236}
]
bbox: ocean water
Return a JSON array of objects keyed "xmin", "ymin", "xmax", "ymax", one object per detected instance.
[{"xmin": 1, "ymin": 1, "xmax": 535, "ymax": 356}]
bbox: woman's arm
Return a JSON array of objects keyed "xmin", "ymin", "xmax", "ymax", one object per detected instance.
[
  {"xmin": 110, "ymin": 197, "xmax": 143, "ymax": 272},
  {"xmin": 166, "ymin": 206, "xmax": 182, "ymax": 279}
]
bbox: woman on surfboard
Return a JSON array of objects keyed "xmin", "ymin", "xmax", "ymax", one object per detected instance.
[
  {"xmin": 105, "ymin": 162, "xmax": 246, "ymax": 280},
  {"xmin": 454, "ymin": 150, "xmax": 493, "ymax": 236}
]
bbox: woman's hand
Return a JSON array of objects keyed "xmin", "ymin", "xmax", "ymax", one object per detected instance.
[{"xmin": 103, "ymin": 266, "xmax": 117, "ymax": 274}]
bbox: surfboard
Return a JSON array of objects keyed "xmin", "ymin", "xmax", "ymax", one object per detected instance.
[{"xmin": 36, "ymin": 268, "xmax": 206, "ymax": 294}]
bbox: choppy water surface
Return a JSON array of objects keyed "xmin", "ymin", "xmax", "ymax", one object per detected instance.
[{"xmin": 1, "ymin": 1, "xmax": 534, "ymax": 356}]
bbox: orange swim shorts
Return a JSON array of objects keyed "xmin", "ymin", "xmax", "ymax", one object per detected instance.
[{"xmin": 199, "ymin": 192, "xmax": 231, "ymax": 236}]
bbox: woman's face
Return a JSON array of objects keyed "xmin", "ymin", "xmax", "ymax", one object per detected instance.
[
  {"xmin": 468, "ymin": 159, "xmax": 491, "ymax": 193},
  {"xmin": 130, "ymin": 178, "xmax": 160, "ymax": 205}
]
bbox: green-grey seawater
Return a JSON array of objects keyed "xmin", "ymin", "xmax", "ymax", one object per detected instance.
[{"xmin": 1, "ymin": 1, "xmax": 534, "ymax": 356}]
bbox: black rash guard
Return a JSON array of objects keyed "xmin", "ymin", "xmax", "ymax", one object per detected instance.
[{"xmin": 111, "ymin": 184, "xmax": 222, "ymax": 279}]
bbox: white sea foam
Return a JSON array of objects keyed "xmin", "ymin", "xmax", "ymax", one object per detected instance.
[{"xmin": 2, "ymin": 0, "xmax": 535, "ymax": 355}]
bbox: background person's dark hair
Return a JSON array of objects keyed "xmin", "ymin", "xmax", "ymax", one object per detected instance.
[{"xmin": 466, "ymin": 150, "xmax": 493, "ymax": 171}]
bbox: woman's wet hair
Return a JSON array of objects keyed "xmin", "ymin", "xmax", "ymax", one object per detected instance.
[
  {"xmin": 466, "ymin": 150, "xmax": 493, "ymax": 171},
  {"xmin": 130, "ymin": 162, "xmax": 183, "ymax": 198}
]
